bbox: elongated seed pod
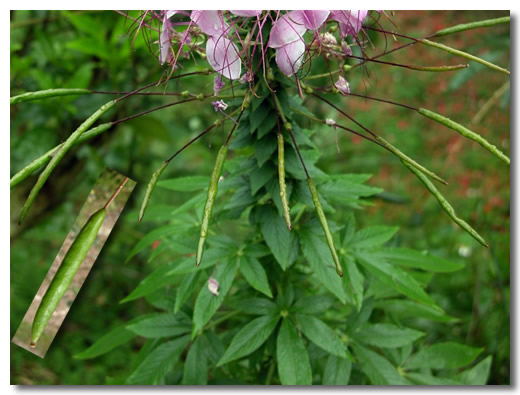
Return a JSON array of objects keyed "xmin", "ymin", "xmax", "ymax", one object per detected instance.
[
  {"xmin": 277, "ymin": 132, "xmax": 292, "ymax": 230},
  {"xmin": 420, "ymin": 39, "xmax": 510, "ymax": 75},
  {"xmin": 31, "ymin": 208, "xmax": 107, "ymax": 346},
  {"xmin": 10, "ymin": 122, "xmax": 113, "ymax": 189},
  {"xmin": 19, "ymin": 100, "xmax": 116, "ymax": 224},
  {"xmin": 139, "ymin": 161, "xmax": 169, "ymax": 222},
  {"xmin": 374, "ymin": 136, "xmax": 448, "ymax": 185},
  {"xmin": 196, "ymin": 145, "xmax": 228, "ymax": 266},
  {"xmin": 307, "ymin": 178, "xmax": 343, "ymax": 277},
  {"xmin": 10, "ymin": 88, "xmax": 91, "ymax": 105},
  {"xmin": 402, "ymin": 160, "xmax": 488, "ymax": 248},
  {"xmin": 434, "ymin": 16, "xmax": 510, "ymax": 37},
  {"xmin": 418, "ymin": 108, "xmax": 510, "ymax": 165}
]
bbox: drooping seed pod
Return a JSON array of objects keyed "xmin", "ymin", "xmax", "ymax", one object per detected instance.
[
  {"xmin": 196, "ymin": 144, "xmax": 228, "ymax": 266},
  {"xmin": 277, "ymin": 131, "xmax": 292, "ymax": 230},
  {"xmin": 307, "ymin": 178, "xmax": 343, "ymax": 277},
  {"xmin": 31, "ymin": 208, "xmax": 107, "ymax": 346},
  {"xmin": 418, "ymin": 108, "xmax": 510, "ymax": 166},
  {"xmin": 402, "ymin": 160, "xmax": 488, "ymax": 247},
  {"xmin": 138, "ymin": 161, "xmax": 169, "ymax": 222}
]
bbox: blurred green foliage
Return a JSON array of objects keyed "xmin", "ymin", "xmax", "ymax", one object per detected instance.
[{"xmin": 10, "ymin": 10, "xmax": 509, "ymax": 384}]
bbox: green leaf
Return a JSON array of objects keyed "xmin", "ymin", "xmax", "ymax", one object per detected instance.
[
  {"xmin": 342, "ymin": 255, "xmax": 364, "ymax": 311},
  {"xmin": 250, "ymin": 100, "xmax": 270, "ymax": 133},
  {"xmin": 126, "ymin": 312, "xmax": 191, "ymax": 338},
  {"xmin": 259, "ymin": 205, "xmax": 298, "ymax": 270},
  {"xmin": 406, "ymin": 342, "xmax": 484, "ymax": 370},
  {"xmin": 192, "ymin": 259, "xmax": 237, "ymax": 335},
  {"xmin": 406, "ymin": 373, "xmax": 463, "ymax": 385},
  {"xmin": 348, "ymin": 226, "xmax": 399, "ymax": 249},
  {"xmin": 296, "ymin": 314, "xmax": 349, "ymax": 358},
  {"xmin": 292, "ymin": 295, "xmax": 335, "ymax": 315},
  {"xmin": 126, "ymin": 335, "xmax": 190, "ymax": 385},
  {"xmin": 351, "ymin": 323, "xmax": 425, "ymax": 348},
  {"xmin": 322, "ymin": 355, "xmax": 352, "ymax": 385},
  {"xmin": 374, "ymin": 299, "xmax": 458, "ymax": 323},
  {"xmin": 231, "ymin": 297, "xmax": 279, "ymax": 315},
  {"xmin": 74, "ymin": 317, "xmax": 146, "ymax": 359},
  {"xmin": 299, "ymin": 224, "xmax": 347, "ymax": 303},
  {"xmin": 356, "ymin": 252, "xmax": 436, "ymax": 307},
  {"xmin": 174, "ymin": 271, "xmax": 200, "ymax": 313},
  {"xmin": 276, "ymin": 318, "xmax": 312, "ymax": 385},
  {"xmin": 182, "ymin": 336, "xmax": 208, "ymax": 385},
  {"xmin": 120, "ymin": 261, "xmax": 183, "ymax": 303},
  {"xmin": 239, "ymin": 255, "xmax": 273, "ymax": 298},
  {"xmin": 456, "ymin": 355, "xmax": 492, "ymax": 385},
  {"xmin": 352, "ymin": 344, "xmax": 410, "ymax": 385},
  {"xmin": 217, "ymin": 314, "xmax": 280, "ymax": 366},
  {"xmin": 376, "ymin": 248, "xmax": 464, "ymax": 272},
  {"xmin": 157, "ymin": 176, "xmax": 209, "ymax": 191},
  {"xmin": 249, "ymin": 163, "xmax": 275, "ymax": 195},
  {"xmin": 255, "ymin": 134, "xmax": 277, "ymax": 168}
]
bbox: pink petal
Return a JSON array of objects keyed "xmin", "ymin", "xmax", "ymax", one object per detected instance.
[
  {"xmin": 301, "ymin": 10, "xmax": 330, "ymax": 30},
  {"xmin": 159, "ymin": 13, "xmax": 172, "ymax": 64},
  {"xmin": 268, "ymin": 10, "xmax": 307, "ymax": 48},
  {"xmin": 208, "ymin": 276, "xmax": 219, "ymax": 296},
  {"xmin": 276, "ymin": 39, "xmax": 305, "ymax": 77},
  {"xmin": 165, "ymin": 10, "xmax": 177, "ymax": 19},
  {"xmin": 330, "ymin": 10, "xmax": 368, "ymax": 37},
  {"xmin": 230, "ymin": 10, "xmax": 261, "ymax": 17},
  {"xmin": 191, "ymin": 10, "xmax": 229, "ymax": 37},
  {"xmin": 206, "ymin": 36, "xmax": 242, "ymax": 80}
]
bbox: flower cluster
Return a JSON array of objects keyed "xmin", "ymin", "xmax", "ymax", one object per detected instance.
[{"xmin": 158, "ymin": 10, "xmax": 371, "ymax": 83}]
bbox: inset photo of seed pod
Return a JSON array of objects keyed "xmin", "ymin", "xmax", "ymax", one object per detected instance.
[{"xmin": 12, "ymin": 168, "xmax": 135, "ymax": 358}]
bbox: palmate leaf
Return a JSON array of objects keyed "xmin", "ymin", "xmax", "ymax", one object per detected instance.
[
  {"xmin": 276, "ymin": 318, "xmax": 312, "ymax": 385},
  {"xmin": 182, "ymin": 335, "xmax": 208, "ymax": 385},
  {"xmin": 352, "ymin": 343, "xmax": 410, "ymax": 385},
  {"xmin": 375, "ymin": 247, "xmax": 464, "ymax": 273},
  {"xmin": 347, "ymin": 225, "xmax": 399, "ymax": 249},
  {"xmin": 405, "ymin": 342, "xmax": 484, "ymax": 370},
  {"xmin": 355, "ymin": 252, "xmax": 437, "ymax": 307},
  {"xmin": 126, "ymin": 335, "xmax": 190, "ymax": 385},
  {"xmin": 157, "ymin": 175, "xmax": 209, "ymax": 192},
  {"xmin": 456, "ymin": 355, "xmax": 493, "ymax": 385},
  {"xmin": 373, "ymin": 299, "xmax": 458, "ymax": 323},
  {"xmin": 192, "ymin": 259, "xmax": 237, "ymax": 336},
  {"xmin": 351, "ymin": 323, "xmax": 425, "ymax": 348},
  {"xmin": 296, "ymin": 314, "xmax": 350, "ymax": 359},
  {"xmin": 126, "ymin": 312, "xmax": 191, "ymax": 339},
  {"xmin": 322, "ymin": 355, "xmax": 352, "ymax": 385},
  {"xmin": 299, "ymin": 223, "xmax": 347, "ymax": 303},
  {"xmin": 217, "ymin": 314, "xmax": 280, "ymax": 366},
  {"xmin": 239, "ymin": 255, "xmax": 273, "ymax": 298}
]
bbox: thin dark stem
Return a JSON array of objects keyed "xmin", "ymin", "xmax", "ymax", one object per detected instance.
[
  {"xmin": 224, "ymin": 109, "xmax": 245, "ymax": 146},
  {"xmin": 112, "ymin": 98, "xmax": 196, "ymax": 125},
  {"xmin": 166, "ymin": 124, "xmax": 217, "ymax": 163},
  {"xmin": 104, "ymin": 177, "xmax": 129, "ymax": 209},
  {"xmin": 347, "ymin": 92, "xmax": 418, "ymax": 111}
]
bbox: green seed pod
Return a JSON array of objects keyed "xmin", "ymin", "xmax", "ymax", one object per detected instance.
[
  {"xmin": 307, "ymin": 178, "xmax": 343, "ymax": 277},
  {"xmin": 402, "ymin": 160, "xmax": 488, "ymax": 248},
  {"xmin": 138, "ymin": 161, "xmax": 169, "ymax": 222},
  {"xmin": 31, "ymin": 208, "xmax": 107, "ymax": 346},
  {"xmin": 277, "ymin": 132, "xmax": 292, "ymax": 230},
  {"xmin": 196, "ymin": 145, "xmax": 228, "ymax": 266},
  {"xmin": 19, "ymin": 100, "xmax": 116, "ymax": 224},
  {"xmin": 418, "ymin": 108, "xmax": 510, "ymax": 166},
  {"xmin": 10, "ymin": 88, "xmax": 91, "ymax": 105}
]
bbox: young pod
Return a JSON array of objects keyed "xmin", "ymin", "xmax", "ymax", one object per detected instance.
[
  {"xmin": 277, "ymin": 132, "xmax": 292, "ymax": 230},
  {"xmin": 31, "ymin": 208, "xmax": 107, "ymax": 346},
  {"xmin": 196, "ymin": 145, "xmax": 228, "ymax": 266},
  {"xmin": 138, "ymin": 161, "xmax": 169, "ymax": 222}
]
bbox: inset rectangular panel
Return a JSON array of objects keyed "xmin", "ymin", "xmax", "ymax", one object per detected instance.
[{"xmin": 12, "ymin": 168, "xmax": 136, "ymax": 358}]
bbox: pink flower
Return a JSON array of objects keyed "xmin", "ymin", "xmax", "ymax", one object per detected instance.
[
  {"xmin": 334, "ymin": 76, "xmax": 350, "ymax": 95},
  {"xmin": 191, "ymin": 10, "xmax": 229, "ymax": 36},
  {"xmin": 159, "ymin": 11, "xmax": 175, "ymax": 64},
  {"xmin": 214, "ymin": 75, "xmax": 225, "ymax": 96},
  {"xmin": 212, "ymin": 100, "xmax": 228, "ymax": 111},
  {"xmin": 275, "ymin": 39, "xmax": 305, "ymax": 77},
  {"xmin": 299, "ymin": 10, "xmax": 330, "ymax": 30},
  {"xmin": 230, "ymin": 10, "xmax": 261, "ymax": 17},
  {"xmin": 329, "ymin": 10, "xmax": 368, "ymax": 37},
  {"xmin": 268, "ymin": 11, "xmax": 307, "ymax": 48},
  {"xmin": 206, "ymin": 36, "xmax": 242, "ymax": 80}
]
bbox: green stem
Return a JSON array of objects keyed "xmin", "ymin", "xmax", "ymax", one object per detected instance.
[
  {"xmin": 420, "ymin": 39, "xmax": 510, "ymax": 75},
  {"xmin": 10, "ymin": 88, "xmax": 91, "ymax": 105}
]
